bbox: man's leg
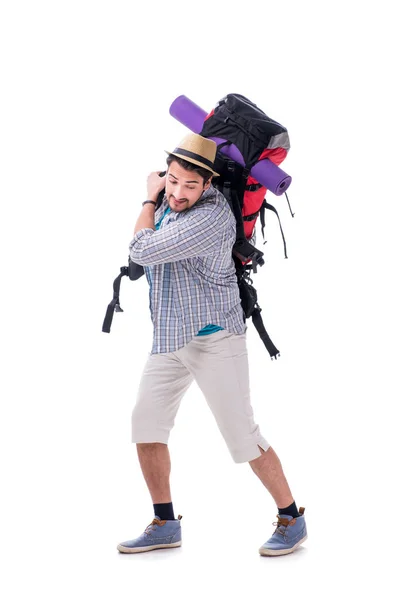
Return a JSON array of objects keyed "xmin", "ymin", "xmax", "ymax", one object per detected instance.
[
  {"xmin": 250, "ymin": 445, "xmax": 307, "ymax": 556},
  {"xmin": 136, "ymin": 442, "xmax": 172, "ymax": 503},
  {"xmin": 117, "ymin": 440, "xmax": 182, "ymax": 553},
  {"xmin": 182, "ymin": 332, "xmax": 295, "ymax": 510},
  {"xmin": 117, "ymin": 351, "xmax": 192, "ymax": 553},
  {"xmin": 131, "ymin": 351, "xmax": 193, "ymax": 522},
  {"xmin": 249, "ymin": 445, "xmax": 294, "ymax": 509},
  {"xmin": 167, "ymin": 330, "xmax": 306, "ymax": 556}
]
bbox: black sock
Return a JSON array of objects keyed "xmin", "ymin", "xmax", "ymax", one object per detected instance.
[
  {"xmin": 278, "ymin": 501, "xmax": 300, "ymax": 518},
  {"xmin": 153, "ymin": 502, "xmax": 175, "ymax": 521}
]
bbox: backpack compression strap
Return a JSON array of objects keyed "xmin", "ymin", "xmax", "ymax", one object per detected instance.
[
  {"xmin": 245, "ymin": 182, "xmax": 263, "ymax": 192},
  {"xmin": 260, "ymin": 200, "xmax": 288, "ymax": 259},
  {"xmin": 102, "ymin": 266, "xmax": 129, "ymax": 333}
]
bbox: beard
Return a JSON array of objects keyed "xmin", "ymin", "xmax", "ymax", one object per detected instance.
[{"xmin": 168, "ymin": 195, "xmax": 189, "ymax": 211}]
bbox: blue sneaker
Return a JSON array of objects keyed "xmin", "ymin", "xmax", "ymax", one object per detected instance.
[
  {"xmin": 259, "ymin": 507, "xmax": 307, "ymax": 556},
  {"xmin": 117, "ymin": 515, "xmax": 182, "ymax": 554}
]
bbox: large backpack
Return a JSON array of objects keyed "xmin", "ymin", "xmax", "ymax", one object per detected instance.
[{"xmin": 102, "ymin": 94, "xmax": 294, "ymax": 360}]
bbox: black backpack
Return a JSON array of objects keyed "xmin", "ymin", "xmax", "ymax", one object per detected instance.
[{"xmin": 102, "ymin": 94, "xmax": 294, "ymax": 360}]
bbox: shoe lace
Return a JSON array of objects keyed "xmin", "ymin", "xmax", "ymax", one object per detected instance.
[
  {"xmin": 144, "ymin": 518, "xmax": 167, "ymax": 535},
  {"xmin": 272, "ymin": 515, "xmax": 294, "ymax": 540}
]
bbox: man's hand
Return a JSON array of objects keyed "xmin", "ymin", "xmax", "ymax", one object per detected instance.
[{"xmin": 147, "ymin": 171, "xmax": 167, "ymax": 202}]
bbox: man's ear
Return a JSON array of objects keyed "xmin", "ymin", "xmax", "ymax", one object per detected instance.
[{"xmin": 204, "ymin": 177, "xmax": 212, "ymax": 190}]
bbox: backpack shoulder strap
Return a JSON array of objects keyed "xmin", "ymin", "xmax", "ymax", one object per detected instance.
[
  {"xmin": 102, "ymin": 267, "xmax": 129, "ymax": 333},
  {"xmin": 235, "ymin": 262, "xmax": 280, "ymax": 359},
  {"xmin": 251, "ymin": 306, "xmax": 280, "ymax": 359},
  {"xmin": 102, "ymin": 261, "xmax": 145, "ymax": 332},
  {"xmin": 214, "ymin": 156, "xmax": 265, "ymax": 268}
]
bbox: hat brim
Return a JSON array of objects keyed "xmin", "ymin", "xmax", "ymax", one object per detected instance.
[{"xmin": 165, "ymin": 150, "xmax": 219, "ymax": 178}]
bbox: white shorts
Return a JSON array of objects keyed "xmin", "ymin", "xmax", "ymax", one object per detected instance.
[{"xmin": 131, "ymin": 329, "xmax": 270, "ymax": 463}]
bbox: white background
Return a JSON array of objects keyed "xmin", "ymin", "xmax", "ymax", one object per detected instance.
[{"xmin": 1, "ymin": 1, "xmax": 399, "ymax": 598}]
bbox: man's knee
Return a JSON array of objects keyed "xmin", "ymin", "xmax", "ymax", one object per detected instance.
[{"xmin": 136, "ymin": 442, "xmax": 165, "ymax": 449}]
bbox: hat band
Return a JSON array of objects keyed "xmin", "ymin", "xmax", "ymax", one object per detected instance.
[{"xmin": 172, "ymin": 147, "xmax": 215, "ymax": 171}]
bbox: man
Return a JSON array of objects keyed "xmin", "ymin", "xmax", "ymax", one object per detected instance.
[{"xmin": 117, "ymin": 133, "xmax": 307, "ymax": 556}]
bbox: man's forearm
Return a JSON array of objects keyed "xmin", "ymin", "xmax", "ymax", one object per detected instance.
[{"xmin": 134, "ymin": 202, "xmax": 156, "ymax": 234}]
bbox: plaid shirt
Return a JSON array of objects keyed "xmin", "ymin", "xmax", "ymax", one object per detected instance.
[{"xmin": 129, "ymin": 185, "xmax": 246, "ymax": 354}]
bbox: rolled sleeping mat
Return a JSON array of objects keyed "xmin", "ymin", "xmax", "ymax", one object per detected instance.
[{"xmin": 169, "ymin": 95, "xmax": 291, "ymax": 196}]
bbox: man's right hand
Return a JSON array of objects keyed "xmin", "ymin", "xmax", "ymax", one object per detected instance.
[{"xmin": 147, "ymin": 171, "xmax": 167, "ymax": 201}]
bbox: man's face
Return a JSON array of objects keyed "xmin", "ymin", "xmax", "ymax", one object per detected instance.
[{"xmin": 166, "ymin": 160, "xmax": 212, "ymax": 212}]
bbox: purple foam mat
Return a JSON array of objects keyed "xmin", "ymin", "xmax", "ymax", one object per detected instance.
[{"xmin": 169, "ymin": 95, "xmax": 291, "ymax": 195}]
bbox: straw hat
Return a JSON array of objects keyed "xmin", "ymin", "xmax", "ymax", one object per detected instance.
[{"xmin": 165, "ymin": 133, "xmax": 219, "ymax": 177}]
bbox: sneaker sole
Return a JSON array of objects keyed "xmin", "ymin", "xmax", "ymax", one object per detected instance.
[
  {"xmin": 259, "ymin": 535, "xmax": 308, "ymax": 556},
  {"xmin": 117, "ymin": 541, "xmax": 182, "ymax": 554}
]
